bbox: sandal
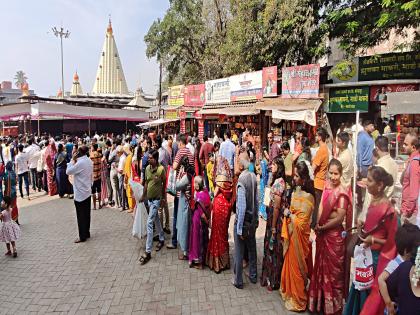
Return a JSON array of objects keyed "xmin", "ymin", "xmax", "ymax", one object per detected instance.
[
  {"xmin": 139, "ymin": 253, "xmax": 151, "ymax": 265},
  {"xmin": 178, "ymin": 254, "xmax": 188, "ymax": 261},
  {"xmin": 155, "ymin": 241, "xmax": 164, "ymax": 252},
  {"xmin": 5, "ymin": 251, "xmax": 11, "ymax": 256},
  {"xmin": 12, "ymin": 251, "xmax": 17, "ymax": 258}
]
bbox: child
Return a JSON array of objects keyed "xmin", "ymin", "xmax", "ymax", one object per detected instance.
[
  {"xmin": 0, "ymin": 195, "xmax": 21, "ymax": 257},
  {"xmin": 206, "ymin": 153, "xmax": 215, "ymax": 197},
  {"xmin": 378, "ymin": 223, "xmax": 420, "ymax": 314}
]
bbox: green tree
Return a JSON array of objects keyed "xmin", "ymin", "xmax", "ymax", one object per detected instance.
[
  {"xmin": 327, "ymin": 0, "xmax": 420, "ymax": 55},
  {"xmin": 14, "ymin": 70, "xmax": 28, "ymax": 89}
]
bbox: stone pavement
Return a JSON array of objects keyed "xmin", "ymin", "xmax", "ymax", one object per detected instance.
[{"xmin": 0, "ymin": 192, "xmax": 305, "ymax": 315}]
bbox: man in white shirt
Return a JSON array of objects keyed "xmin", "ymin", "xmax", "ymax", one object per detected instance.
[
  {"xmin": 186, "ymin": 136, "xmax": 195, "ymax": 156},
  {"xmin": 16, "ymin": 144, "xmax": 30, "ymax": 200},
  {"xmin": 25, "ymin": 138, "xmax": 40, "ymax": 191},
  {"xmin": 66, "ymin": 146, "xmax": 93, "ymax": 243}
]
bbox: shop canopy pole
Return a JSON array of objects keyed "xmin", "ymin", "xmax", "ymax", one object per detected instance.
[
  {"xmin": 352, "ymin": 110, "xmax": 360, "ymax": 228},
  {"xmin": 37, "ymin": 117, "xmax": 40, "ymax": 136}
]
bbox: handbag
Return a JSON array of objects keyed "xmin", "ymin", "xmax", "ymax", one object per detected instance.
[
  {"xmin": 353, "ymin": 245, "xmax": 374, "ymax": 290},
  {"xmin": 263, "ymin": 187, "xmax": 271, "ymax": 207}
]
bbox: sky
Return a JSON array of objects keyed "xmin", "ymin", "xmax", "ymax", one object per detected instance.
[{"xmin": 0, "ymin": 0, "xmax": 169, "ymax": 97}]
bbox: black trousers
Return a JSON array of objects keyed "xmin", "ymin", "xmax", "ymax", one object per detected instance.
[
  {"xmin": 74, "ymin": 196, "xmax": 91, "ymax": 241},
  {"xmin": 311, "ymin": 188, "xmax": 323, "ymax": 229}
]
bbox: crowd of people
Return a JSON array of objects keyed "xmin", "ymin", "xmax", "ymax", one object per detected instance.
[{"xmin": 0, "ymin": 121, "xmax": 419, "ymax": 314}]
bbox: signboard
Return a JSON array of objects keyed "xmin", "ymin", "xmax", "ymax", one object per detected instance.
[
  {"xmin": 329, "ymin": 86, "xmax": 369, "ymax": 112},
  {"xmin": 330, "ymin": 58, "xmax": 359, "ymax": 83},
  {"xmin": 230, "ymin": 70, "xmax": 263, "ymax": 101},
  {"xmin": 164, "ymin": 110, "xmax": 179, "ymax": 120},
  {"xmin": 370, "ymin": 84, "xmax": 419, "ymax": 103},
  {"xmin": 281, "ymin": 64, "xmax": 320, "ymax": 98},
  {"xmin": 205, "ymin": 78, "xmax": 230, "ymax": 104},
  {"xmin": 359, "ymin": 51, "xmax": 420, "ymax": 81},
  {"xmin": 184, "ymin": 84, "xmax": 205, "ymax": 107},
  {"xmin": 262, "ymin": 66, "xmax": 278, "ymax": 97},
  {"xmin": 168, "ymin": 85, "xmax": 185, "ymax": 106}
]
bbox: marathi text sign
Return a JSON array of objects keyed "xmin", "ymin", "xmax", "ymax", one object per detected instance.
[
  {"xmin": 370, "ymin": 84, "xmax": 419, "ymax": 103},
  {"xmin": 168, "ymin": 85, "xmax": 185, "ymax": 106},
  {"xmin": 230, "ymin": 70, "xmax": 263, "ymax": 101},
  {"xmin": 263, "ymin": 66, "xmax": 278, "ymax": 97},
  {"xmin": 184, "ymin": 84, "xmax": 205, "ymax": 107},
  {"xmin": 329, "ymin": 86, "xmax": 369, "ymax": 112},
  {"xmin": 282, "ymin": 64, "xmax": 320, "ymax": 98},
  {"xmin": 205, "ymin": 78, "xmax": 230, "ymax": 104},
  {"xmin": 359, "ymin": 51, "xmax": 420, "ymax": 81}
]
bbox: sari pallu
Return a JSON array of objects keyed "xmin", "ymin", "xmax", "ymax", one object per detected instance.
[
  {"xmin": 280, "ymin": 188, "xmax": 314, "ymax": 312},
  {"xmin": 55, "ymin": 152, "xmax": 72, "ymax": 197},
  {"xmin": 309, "ymin": 184, "xmax": 352, "ymax": 315},
  {"xmin": 344, "ymin": 201, "xmax": 397, "ymax": 315}
]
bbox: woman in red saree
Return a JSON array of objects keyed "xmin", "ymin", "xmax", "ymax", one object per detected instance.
[
  {"xmin": 280, "ymin": 161, "xmax": 315, "ymax": 311},
  {"xmin": 44, "ymin": 138, "xmax": 57, "ymax": 196},
  {"xmin": 344, "ymin": 166, "xmax": 397, "ymax": 315},
  {"xmin": 206, "ymin": 155, "xmax": 233, "ymax": 273},
  {"xmin": 309, "ymin": 159, "xmax": 352, "ymax": 315}
]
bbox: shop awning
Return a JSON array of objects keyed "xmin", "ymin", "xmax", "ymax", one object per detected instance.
[
  {"xmin": 137, "ymin": 118, "xmax": 179, "ymax": 128},
  {"xmin": 255, "ymin": 97, "xmax": 322, "ymax": 126},
  {"xmin": 387, "ymin": 91, "xmax": 420, "ymax": 115}
]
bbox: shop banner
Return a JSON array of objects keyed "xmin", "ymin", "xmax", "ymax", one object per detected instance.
[
  {"xmin": 359, "ymin": 51, "xmax": 420, "ymax": 81},
  {"xmin": 205, "ymin": 78, "xmax": 230, "ymax": 104},
  {"xmin": 329, "ymin": 86, "xmax": 369, "ymax": 112},
  {"xmin": 370, "ymin": 84, "xmax": 419, "ymax": 103},
  {"xmin": 262, "ymin": 66, "xmax": 278, "ymax": 97},
  {"xmin": 164, "ymin": 110, "xmax": 179, "ymax": 120},
  {"xmin": 330, "ymin": 58, "xmax": 359, "ymax": 83},
  {"xmin": 230, "ymin": 70, "xmax": 263, "ymax": 101},
  {"xmin": 281, "ymin": 64, "xmax": 320, "ymax": 98},
  {"xmin": 184, "ymin": 84, "xmax": 205, "ymax": 107},
  {"xmin": 168, "ymin": 85, "xmax": 185, "ymax": 106}
]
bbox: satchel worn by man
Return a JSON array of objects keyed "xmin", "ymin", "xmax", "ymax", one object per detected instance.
[{"xmin": 232, "ymin": 157, "xmax": 259, "ymax": 289}]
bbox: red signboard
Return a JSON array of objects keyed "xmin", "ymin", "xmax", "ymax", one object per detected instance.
[
  {"xmin": 184, "ymin": 84, "xmax": 205, "ymax": 107},
  {"xmin": 370, "ymin": 84, "xmax": 419, "ymax": 103},
  {"xmin": 281, "ymin": 64, "xmax": 320, "ymax": 98},
  {"xmin": 262, "ymin": 66, "xmax": 278, "ymax": 97}
]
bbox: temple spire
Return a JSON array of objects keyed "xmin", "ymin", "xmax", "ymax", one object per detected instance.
[
  {"xmin": 92, "ymin": 18, "xmax": 129, "ymax": 95},
  {"xmin": 71, "ymin": 71, "xmax": 83, "ymax": 96}
]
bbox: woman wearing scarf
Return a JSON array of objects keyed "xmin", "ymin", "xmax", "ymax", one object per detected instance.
[
  {"xmin": 206, "ymin": 155, "xmax": 233, "ymax": 273},
  {"xmin": 4, "ymin": 162, "xmax": 19, "ymax": 224},
  {"xmin": 188, "ymin": 176, "xmax": 211, "ymax": 269},
  {"xmin": 308, "ymin": 159, "xmax": 352, "ymax": 315},
  {"xmin": 345, "ymin": 166, "xmax": 397, "ymax": 315},
  {"xmin": 54, "ymin": 143, "xmax": 72, "ymax": 198},
  {"xmin": 44, "ymin": 138, "xmax": 57, "ymax": 196},
  {"xmin": 280, "ymin": 161, "xmax": 315, "ymax": 312}
]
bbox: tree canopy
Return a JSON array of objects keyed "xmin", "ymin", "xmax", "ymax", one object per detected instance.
[{"xmin": 144, "ymin": 0, "xmax": 420, "ymax": 85}]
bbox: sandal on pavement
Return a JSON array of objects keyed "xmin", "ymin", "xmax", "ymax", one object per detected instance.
[
  {"xmin": 178, "ymin": 254, "xmax": 188, "ymax": 261},
  {"xmin": 139, "ymin": 253, "xmax": 151, "ymax": 265},
  {"xmin": 166, "ymin": 244, "xmax": 177, "ymax": 249},
  {"xmin": 12, "ymin": 251, "xmax": 17, "ymax": 258},
  {"xmin": 155, "ymin": 241, "xmax": 164, "ymax": 252},
  {"xmin": 5, "ymin": 251, "xmax": 11, "ymax": 256}
]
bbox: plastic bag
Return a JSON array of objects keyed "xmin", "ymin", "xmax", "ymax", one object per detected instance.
[
  {"xmin": 129, "ymin": 179, "xmax": 147, "ymax": 239},
  {"xmin": 166, "ymin": 166, "xmax": 177, "ymax": 196},
  {"xmin": 353, "ymin": 244, "xmax": 374, "ymax": 290}
]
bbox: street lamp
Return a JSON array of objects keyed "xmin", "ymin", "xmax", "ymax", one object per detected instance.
[{"xmin": 52, "ymin": 26, "xmax": 70, "ymax": 98}]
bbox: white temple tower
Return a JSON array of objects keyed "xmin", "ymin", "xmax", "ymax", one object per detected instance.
[
  {"xmin": 71, "ymin": 71, "xmax": 83, "ymax": 96},
  {"xmin": 92, "ymin": 19, "xmax": 129, "ymax": 95}
]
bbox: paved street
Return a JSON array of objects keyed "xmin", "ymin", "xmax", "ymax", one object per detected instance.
[{"xmin": 0, "ymin": 192, "xmax": 301, "ymax": 315}]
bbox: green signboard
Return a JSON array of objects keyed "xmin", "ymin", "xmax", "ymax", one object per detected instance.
[
  {"xmin": 359, "ymin": 51, "xmax": 420, "ymax": 81},
  {"xmin": 329, "ymin": 86, "xmax": 369, "ymax": 112}
]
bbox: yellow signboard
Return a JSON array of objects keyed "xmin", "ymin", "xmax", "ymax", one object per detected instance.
[{"xmin": 168, "ymin": 85, "xmax": 185, "ymax": 106}]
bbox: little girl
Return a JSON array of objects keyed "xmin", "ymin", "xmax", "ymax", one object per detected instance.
[{"xmin": 0, "ymin": 195, "xmax": 21, "ymax": 257}]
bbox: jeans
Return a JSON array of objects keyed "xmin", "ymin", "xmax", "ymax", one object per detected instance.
[
  {"xmin": 18, "ymin": 171, "xmax": 30, "ymax": 198},
  {"xmin": 30, "ymin": 168, "xmax": 38, "ymax": 190},
  {"xmin": 146, "ymin": 199, "xmax": 164, "ymax": 254},
  {"xmin": 233, "ymin": 222, "xmax": 257, "ymax": 287},
  {"xmin": 171, "ymin": 196, "xmax": 179, "ymax": 246}
]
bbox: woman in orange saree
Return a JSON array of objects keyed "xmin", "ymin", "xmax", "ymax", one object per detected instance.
[
  {"xmin": 344, "ymin": 166, "xmax": 397, "ymax": 315},
  {"xmin": 309, "ymin": 159, "xmax": 352, "ymax": 315},
  {"xmin": 280, "ymin": 161, "xmax": 315, "ymax": 312}
]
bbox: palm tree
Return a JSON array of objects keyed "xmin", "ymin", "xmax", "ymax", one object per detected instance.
[{"xmin": 14, "ymin": 71, "xmax": 28, "ymax": 89}]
